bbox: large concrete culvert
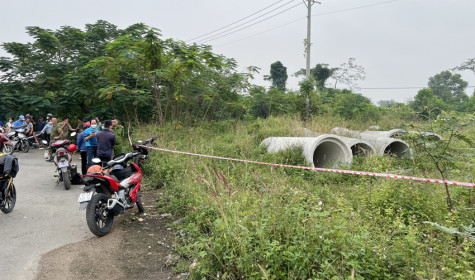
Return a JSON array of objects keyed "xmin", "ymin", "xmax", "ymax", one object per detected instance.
[
  {"xmin": 376, "ymin": 138, "xmax": 412, "ymax": 158},
  {"xmin": 330, "ymin": 135, "xmax": 376, "ymax": 157},
  {"xmin": 330, "ymin": 127, "xmax": 412, "ymax": 158},
  {"xmin": 260, "ymin": 135, "xmax": 353, "ymax": 168}
]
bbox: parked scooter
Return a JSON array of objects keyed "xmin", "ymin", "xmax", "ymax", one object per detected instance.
[
  {"xmin": 7, "ymin": 129, "xmax": 29, "ymax": 153},
  {"xmin": 0, "ymin": 130, "xmax": 14, "ymax": 155},
  {"xmin": 131, "ymin": 136, "xmax": 157, "ymax": 167},
  {"xmin": 43, "ymin": 132, "xmax": 78, "ymax": 190},
  {"xmin": 78, "ymin": 152, "xmax": 144, "ymax": 237}
]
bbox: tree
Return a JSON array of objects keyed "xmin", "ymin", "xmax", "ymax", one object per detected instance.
[
  {"xmin": 330, "ymin": 90, "xmax": 379, "ymax": 121},
  {"xmin": 410, "ymin": 88, "xmax": 446, "ymax": 120},
  {"xmin": 294, "ymin": 64, "xmax": 335, "ymax": 90},
  {"xmin": 264, "ymin": 61, "xmax": 288, "ymax": 91},
  {"xmin": 428, "ymin": 70, "xmax": 468, "ymax": 111},
  {"xmin": 452, "ymin": 58, "xmax": 475, "ymax": 74},
  {"xmin": 329, "ymin": 58, "xmax": 366, "ymax": 91},
  {"xmin": 0, "ymin": 21, "xmax": 252, "ymax": 123},
  {"xmin": 466, "ymin": 92, "xmax": 475, "ymax": 113}
]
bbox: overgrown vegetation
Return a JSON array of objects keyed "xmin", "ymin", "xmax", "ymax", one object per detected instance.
[
  {"xmin": 2, "ymin": 20, "xmax": 474, "ymax": 279},
  {"xmin": 135, "ymin": 114, "xmax": 474, "ymax": 279}
]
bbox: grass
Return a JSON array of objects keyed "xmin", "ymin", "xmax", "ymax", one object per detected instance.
[{"xmin": 134, "ymin": 114, "xmax": 474, "ymax": 279}]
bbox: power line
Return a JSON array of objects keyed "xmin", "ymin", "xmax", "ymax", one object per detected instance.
[
  {"xmin": 187, "ymin": 0, "xmax": 289, "ymax": 42},
  {"xmin": 312, "ymin": 0, "xmax": 401, "ymax": 17},
  {"xmin": 196, "ymin": 2, "xmax": 304, "ymax": 44},
  {"xmin": 215, "ymin": 0, "xmax": 402, "ymax": 46}
]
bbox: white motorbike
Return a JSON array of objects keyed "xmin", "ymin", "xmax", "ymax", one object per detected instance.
[{"xmin": 7, "ymin": 129, "xmax": 29, "ymax": 153}]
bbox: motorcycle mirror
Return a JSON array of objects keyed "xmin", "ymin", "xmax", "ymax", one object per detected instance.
[
  {"xmin": 92, "ymin": 158, "xmax": 101, "ymax": 164},
  {"xmin": 70, "ymin": 132, "xmax": 77, "ymax": 137}
]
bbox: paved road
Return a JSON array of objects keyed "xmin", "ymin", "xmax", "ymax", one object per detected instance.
[{"xmin": 0, "ymin": 148, "xmax": 91, "ymax": 280}]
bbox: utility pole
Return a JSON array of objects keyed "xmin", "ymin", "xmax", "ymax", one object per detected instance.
[{"xmin": 304, "ymin": 0, "xmax": 320, "ymax": 122}]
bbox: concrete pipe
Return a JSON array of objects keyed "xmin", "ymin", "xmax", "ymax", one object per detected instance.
[
  {"xmin": 330, "ymin": 127, "xmax": 412, "ymax": 158},
  {"xmin": 260, "ymin": 135, "xmax": 353, "ymax": 168},
  {"xmin": 330, "ymin": 135, "xmax": 376, "ymax": 157},
  {"xmin": 361, "ymin": 129, "xmax": 407, "ymax": 138}
]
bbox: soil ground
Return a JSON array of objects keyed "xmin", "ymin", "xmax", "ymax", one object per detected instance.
[{"xmin": 34, "ymin": 190, "xmax": 185, "ymax": 280}]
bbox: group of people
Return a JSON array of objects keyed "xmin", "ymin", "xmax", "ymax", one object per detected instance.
[
  {"xmin": 1, "ymin": 113, "xmax": 126, "ymax": 176},
  {"xmin": 74, "ymin": 116, "xmax": 126, "ymax": 176},
  {"xmin": 1, "ymin": 114, "xmax": 45, "ymax": 145}
]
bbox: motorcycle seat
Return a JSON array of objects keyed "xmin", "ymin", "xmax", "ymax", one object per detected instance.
[{"xmin": 52, "ymin": 140, "xmax": 68, "ymax": 146}]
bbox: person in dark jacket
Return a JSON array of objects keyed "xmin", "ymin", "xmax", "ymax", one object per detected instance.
[
  {"xmin": 0, "ymin": 153, "xmax": 19, "ymax": 204},
  {"xmin": 96, "ymin": 120, "xmax": 116, "ymax": 163},
  {"xmin": 76, "ymin": 122, "xmax": 90, "ymax": 175}
]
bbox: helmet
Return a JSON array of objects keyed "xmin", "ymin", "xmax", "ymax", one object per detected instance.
[
  {"xmin": 68, "ymin": 144, "xmax": 77, "ymax": 153},
  {"xmin": 87, "ymin": 165, "xmax": 103, "ymax": 174},
  {"xmin": 84, "ymin": 121, "xmax": 91, "ymax": 128},
  {"xmin": 47, "ymin": 113, "xmax": 52, "ymax": 118},
  {"xmin": 19, "ymin": 115, "xmax": 25, "ymax": 120}
]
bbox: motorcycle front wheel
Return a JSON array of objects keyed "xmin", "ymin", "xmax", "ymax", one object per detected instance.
[
  {"xmin": 1, "ymin": 183, "xmax": 16, "ymax": 214},
  {"xmin": 20, "ymin": 141, "xmax": 29, "ymax": 153},
  {"xmin": 2, "ymin": 144, "xmax": 14, "ymax": 155},
  {"xmin": 86, "ymin": 193, "xmax": 114, "ymax": 237},
  {"xmin": 62, "ymin": 170, "xmax": 71, "ymax": 190}
]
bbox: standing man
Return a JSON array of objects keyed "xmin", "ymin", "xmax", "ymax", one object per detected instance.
[
  {"xmin": 41, "ymin": 117, "xmax": 53, "ymax": 144},
  {"xmin": 36, "ymin": 116, "xmax": 46, "ymax": 138},
  {"xmin": 76, "ymin": 121, "xmax": 90, "ymax": 175},
  {"xmin": 57, "ymin": 116, "xmax": 76, "ymax": 140},
  {"xmin": 95, "ymin": 116, "xmax": 102, "ymax": 131},
  {"xmin": 111, "ymin": 116, "xmax": 125, "ymax": 155},
  {"xmin": 83, "ymin": 119, "xmax": 98, "ymax": 168},
  {"xmin": 76, "ymin": 117, "xmax": 85, "ymax": 133},
  {"xmin": 96, "ymin": 120, "xmax": 116, "ymax": 163},
  {"xmin": 46, "ymin": 118, "xmax": 59, "ymax": 160}
]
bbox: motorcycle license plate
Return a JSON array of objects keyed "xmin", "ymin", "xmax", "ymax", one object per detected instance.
[
  {"xmin": 58, "ymin": 161, "xmax": 69, "ymax": 168},
  {"xmin": 77, "ymin": 192, "xmax": 93, "ymax": 203}
]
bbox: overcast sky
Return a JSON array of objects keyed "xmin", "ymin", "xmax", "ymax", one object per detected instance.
[{"xmin": 1, "ymin": 0, "xmax": 474, "ymax": 104}]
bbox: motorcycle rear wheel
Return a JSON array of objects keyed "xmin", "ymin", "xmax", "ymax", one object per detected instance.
[
  {"xmin": 62, "ymin": 170, "xmax": 71, "ymax": 190},
  {"xmin": 1, "ymin": 183, "xmax": 16, "ymax": 214},
  {"xmin": 20, "ymin": 141, "xmax": 29, "ymax": 153},
  {"xmin": 136, "ymin": 191, "xmax": 144, "ymax": 213},
  {"xmin": 86, "ymin": 193, "xmax": 114, "ymax": 237},
  {"xmin": 2, "ymin": 144, "xmax": 14, "ymax": 155}
]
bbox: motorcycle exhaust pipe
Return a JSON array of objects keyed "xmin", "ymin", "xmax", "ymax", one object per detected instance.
[{"xmin": 107, "ymin": 199, "xmax": 125, "ymax": 215}]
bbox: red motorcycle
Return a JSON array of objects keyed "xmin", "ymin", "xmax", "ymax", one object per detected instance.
[
  {"xmin": 78, "ymin": 152, "xmax": 144, "ymax": 237},
  {"xmin": 0, "ymin": 129, "xmax": 14, "ymax": 155},
  {"xmin": 44, "ymin": 135, "xmax": 78, "ymax": 190}
]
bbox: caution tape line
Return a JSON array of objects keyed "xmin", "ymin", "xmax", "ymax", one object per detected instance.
[{"xmin": 140, "ymin": 146, "xmax": 475, "ymax": 188}]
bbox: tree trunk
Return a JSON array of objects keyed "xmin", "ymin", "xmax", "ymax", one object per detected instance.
[{"xmin": 153, "ymin": 81, "xmax": 163, "ymax": 124}]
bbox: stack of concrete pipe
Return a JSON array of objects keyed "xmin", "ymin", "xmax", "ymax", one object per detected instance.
[
  {"xmin": 260, "ymin": 127, "xmax": 421, "ymax": 169},
  {"xmin": 330, "ymin": 127, "xmax": 412, "ymax": 158},
  {"xmin": 260, "ymin": 135, "xmax": 354, "ymax": 168}
]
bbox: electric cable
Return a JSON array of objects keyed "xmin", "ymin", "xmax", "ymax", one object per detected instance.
[
  {"xmin": 187, "ymin": 0, "xmax": 289, "ymax": 42},
  {"xmin": 197, "ymin": 2, "xmax": 303, "ymax": 44},
  {"xmin": 215, "ymin": 0, "xmax": 402, "ymax": 46}
]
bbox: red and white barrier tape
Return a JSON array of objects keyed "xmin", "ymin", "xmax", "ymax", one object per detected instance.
[{"xmin": 140, "ymin": 146, "xmax": 475, "ymax": 188}]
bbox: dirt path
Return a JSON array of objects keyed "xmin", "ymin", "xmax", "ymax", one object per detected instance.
[
  {"xmin": 1, "ymin": 149, "xmax": 178, "ymax": 280},
  {"xmin": 34, "ymin": 192, "xmax": 177, "ymax": 280},
  {"xmin": 0, "ymin": 148, "xmax": 91, "ymax": 279}
]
